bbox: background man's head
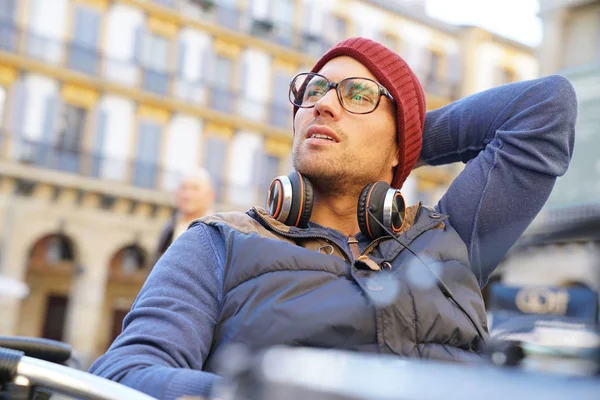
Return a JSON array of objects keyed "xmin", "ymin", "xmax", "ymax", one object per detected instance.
[
  {"xmin": 291, "ymin": 37, "xmax": 426, "ymax": 193},
  {"xmin": 175, "ymin": 167, "xmax": 214, "ymax": 218}
]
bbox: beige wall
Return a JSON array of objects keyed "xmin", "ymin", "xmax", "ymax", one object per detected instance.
[{"xmin": 0, "ymin": 177, "xmax": 168, "ymax": 366}]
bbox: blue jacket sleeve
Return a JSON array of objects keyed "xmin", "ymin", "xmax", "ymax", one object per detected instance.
[
  {"xmin": 421, "ymin": 75, "xmax": 577, "ymax": 287},
  {"xmin": 88, "ymin": 223, "xmax": 225, "ymax": 400}
]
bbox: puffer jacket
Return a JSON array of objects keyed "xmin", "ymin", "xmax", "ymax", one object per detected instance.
[{"xmin": 201, "ymin": 203, "xmax": 487, "ymax": 372}]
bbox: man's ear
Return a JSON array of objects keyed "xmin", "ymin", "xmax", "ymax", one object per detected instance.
[{"xmin": 392, "ymin": 146, "xmax": 400, "ymax": 168}]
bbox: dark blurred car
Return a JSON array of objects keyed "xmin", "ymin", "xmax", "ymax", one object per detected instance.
[{"xmin": 486, "ymin": 203, "xmax": 600, "ymax": 330}]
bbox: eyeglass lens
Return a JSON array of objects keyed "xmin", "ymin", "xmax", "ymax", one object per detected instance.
[{"xmin": 291, "ymin": 73, "xmax": 381, "ymax": 113}]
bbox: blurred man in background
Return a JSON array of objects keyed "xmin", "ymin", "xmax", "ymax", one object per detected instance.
[{"xmin": 154, "ymin": 168, "xmax": 215, "ymax": 262}]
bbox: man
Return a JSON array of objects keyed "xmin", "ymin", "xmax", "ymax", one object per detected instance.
[
  {"xmin": 154, "ymin": 167, "xmax": 215, "ymax": 263},
  {"xmin": 89, "ymin": 38, "xmax": 577, "ymax": 400}
]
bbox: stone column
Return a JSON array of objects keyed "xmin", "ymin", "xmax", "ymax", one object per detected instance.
[
  {"xmin": 63, "ymin": 235, "xmax": 111, "ymax": 368},
  {"xmin": 0, "ymin": 198, "xmax": 40, "ymax": 336},
  {"xmin": 0, "ymin": 246, "xmax": 29, "ymax": 336}
]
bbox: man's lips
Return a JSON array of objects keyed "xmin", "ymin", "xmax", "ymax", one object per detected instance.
[{"xmin": 305, "ymin": 125, "xmax": 341, "ymax": 143}]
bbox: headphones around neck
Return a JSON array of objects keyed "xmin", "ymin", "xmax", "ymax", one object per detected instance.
[{"xmin": 266, "ymin": 171, "xmax": 406, "ymax": 239}]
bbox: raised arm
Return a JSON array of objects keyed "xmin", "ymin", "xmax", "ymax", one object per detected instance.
[
  {"xmin": 88, "ymin": 223, "xmax": 225, "ymax": 400},
  {"xmin": 421, "ymin": 75, "xmax": 577, "ymax": 286}
]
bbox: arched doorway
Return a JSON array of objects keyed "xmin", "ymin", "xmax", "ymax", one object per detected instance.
[
  {"xmin": 18, "ymin": 233, "xmax": 78, "ymax": 341},
  {"xmin": 99, "ymin": 244, "xmax": 149, "ymax": 352}
]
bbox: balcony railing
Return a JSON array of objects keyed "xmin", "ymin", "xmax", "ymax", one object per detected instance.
[
  {"xmin": 148, "ymin": 0, "xmax": 334, "ymax": 57},
  {"xmin": 1, "ymin": 131, "xmax": 278, "ymax": 208},
  {"xmin": 0, "ymin": 20, "xmax": 294, "ymax": 131},
  {"xmin": 0, "ymin": 131, "xmax": 178, "ymax": 190}
]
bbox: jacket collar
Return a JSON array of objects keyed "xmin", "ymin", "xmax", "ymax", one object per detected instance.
[{"xmin": 248, "ymin": 203, "xmax": 447, "ymax": 240}]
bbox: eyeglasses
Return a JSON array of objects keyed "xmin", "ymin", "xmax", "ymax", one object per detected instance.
[{"xmin": 289, "ymin": 72, "xmax": 395, "ymax": 115}]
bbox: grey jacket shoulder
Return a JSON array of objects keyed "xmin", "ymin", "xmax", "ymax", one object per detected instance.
[{"xmin": 190, "ymin": 210, "xmax": 285, "ymax": 241}]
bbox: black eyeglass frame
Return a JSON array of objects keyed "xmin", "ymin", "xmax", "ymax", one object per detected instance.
[{"xmin": 289, "ymin": 72, "xmax": 396, "ymax": 115}]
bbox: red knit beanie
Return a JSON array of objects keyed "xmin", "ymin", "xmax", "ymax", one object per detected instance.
[{"xmin": 293, "ymin": 37, "xmax": 426, "ymax": 189}]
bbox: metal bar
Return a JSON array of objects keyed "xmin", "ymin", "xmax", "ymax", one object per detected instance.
[{"xmin": 16, "ymin": 356, "xmax": 157, "ymax": 400}]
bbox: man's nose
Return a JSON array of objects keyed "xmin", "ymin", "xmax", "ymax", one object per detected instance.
[{"xmin": 313, "ymin": 88, "xmax": 341, "ymax": 119}]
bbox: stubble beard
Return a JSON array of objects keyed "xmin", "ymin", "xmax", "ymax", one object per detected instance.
[{"xmin": 292, "ymin": 150, "xmax": 373, "ymax": 197}]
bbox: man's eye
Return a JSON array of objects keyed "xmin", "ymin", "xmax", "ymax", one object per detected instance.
[
  {"xmin": 305, "ymin": 86, "xmax": 326, "ymax": 98},
  {"xmin": 350, "ymin": 93, "xmax": 375, "ymax": 104}
]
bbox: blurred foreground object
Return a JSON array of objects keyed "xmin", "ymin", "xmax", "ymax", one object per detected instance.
[
  {"xmin": 0, "ymin": 277, "xmax": 29, "ymax": 300},
  {"xmin": 211, "ymin": 204, "xmax": 600, "ymax": 400},
  {"xmin": 0, "ymin": 336, "xmax": 156, "ymax": 400},
  {"xmin": 212, "ymin": 343, "xmax": 600, "ymax": 400}
]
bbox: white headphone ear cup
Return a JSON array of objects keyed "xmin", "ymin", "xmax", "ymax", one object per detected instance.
[
  {"xmin": 383, "ymin": 189, "xmax": 406, "ymax": 234},
  {"xmin": 266, "ymin": 175, "xmax": 293, "ymax": 223}
]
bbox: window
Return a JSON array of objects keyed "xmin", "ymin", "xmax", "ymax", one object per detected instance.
[
  {"xmin": 68, "ymin": 5, "xmax": 101, "ymax": 75},
  {"xmin": 214, "ymin": 55, "xmax": 233, "ymax": 88},
  {"xmin": 0, "ymin": 0, "xmax": 17, "ymax": 51},
  {"xmin": 153, "ymin": 0, "xmax": 176, "ymax": 7},
  {"xmin": 381, "ymin": 33, "xmax": 399, "ymax": 52},
  {"xmin": 0, "ymin": 86, "xmax": 6, "ymax": 141},
  {"xmin": 270, "ymin": 70, "xmax": 292, "ymax": 128},
  {"xmin": 133, "ymin": 120, "xmax": 162, "ymax": 189},
  {"xmin": 56, "ymin": 105, "xmax": 87, "ymax": 173},
  {"xmin": 272, "ymin": 0, "xmax": 294, "ymax": 46},
  {"xmin": 26, "ymin": 0, "xmax": 64, "ymax": 63},
  {"xmin": 216, "ymin": 0, "xmax": 238, "ymax": 29},
  {"xmin": 331, "ymin": 15, "xmax": 348, "ymax": 44},
  {"xmin": 210, "ymin": 55, "xmax": 234, "ymax": 112},
  {"xmin": 141, "ymin": 33, "xmax": 169, "ymax": 71},
  {"xmin": 203, "ymin": 135, "xmax": 228, "ymax": 201},
  {"xmin": 42, "ymin": 295, "xmax": 69, "ymax": 342},
  {"xmin": 91, "ymin": 109, "xmax": 107, "ymax": 178},
  {"xmin": 58, "ymin": 106, "xmax": 86, "ymax": 152},
  {"xmin": 255, "ymin": 151, "xmax": 281, "ymax": 193},
  {"xmin": 447, "ymin": 53, "xmax": 462, "ymax": 100},
  {"xmin": 139, "ymin": 32, "xmax": 170, "ymax": 95},
  {"xmin": 0, "ymin": 0, "xmax": 16, "ymax": 19},
  {"xmin": 426, "ymin": 52, "xmax": 441, "ymax": 95}
]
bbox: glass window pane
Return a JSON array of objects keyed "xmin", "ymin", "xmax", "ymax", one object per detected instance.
[{"xmin": 214, "ymin": 56, "xmax": 232, "ymax": 87}]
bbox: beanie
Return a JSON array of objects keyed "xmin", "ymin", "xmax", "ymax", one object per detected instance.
[{"xmin": 293, "ymin": 37, "xmax": 426, "ymax": 189}]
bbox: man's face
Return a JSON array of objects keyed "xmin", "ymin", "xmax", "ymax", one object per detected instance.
[
  {"xmin": 175, "ymin": 177, "xmax": 212, "ymax": 215},
  {"xmin": 292, "ymin": 56, "xmax": 399, "ymax": 192}
]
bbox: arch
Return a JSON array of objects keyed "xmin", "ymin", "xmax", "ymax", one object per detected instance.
[
  {"xmin": 18, "ymin": 232, "xmax": 80, "ymax": 342},
  {"xmin": 101, "ymin": 243, "xmax": 150, "ymax": 353},
  {"xmin": 108, "ymin": 243, "xmax": 148, "ymax": 279},
  {"xmin": 27, "ymin": 233, "xmax": 78, "ymax": 274}
]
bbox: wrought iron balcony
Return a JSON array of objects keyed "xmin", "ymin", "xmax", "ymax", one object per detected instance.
[
  {"xmin": 0, "ymin": 20, "xmax": 294, "ymax": 131},
  {"xmin": 1, "ymin": 131, "xmax": 280, "ymax": 208}
]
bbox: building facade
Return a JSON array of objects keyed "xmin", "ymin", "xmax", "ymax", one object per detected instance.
[{"xmin": 0, "ymin": 0, "xmax": 537, "ymax": 366}]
